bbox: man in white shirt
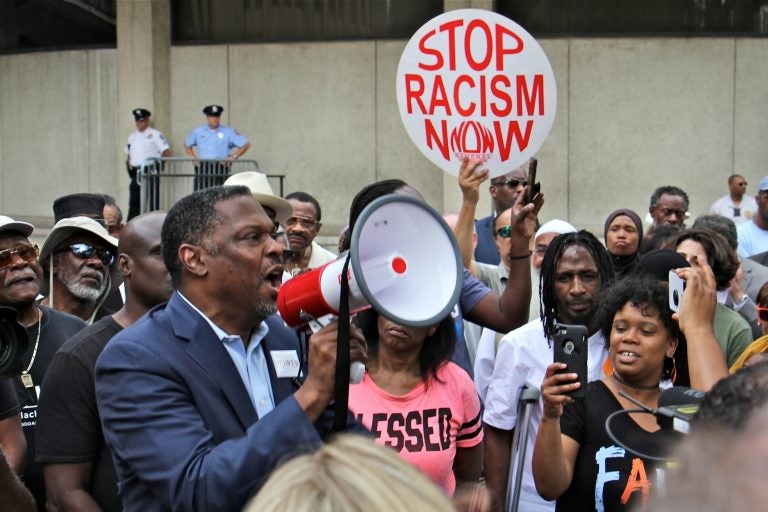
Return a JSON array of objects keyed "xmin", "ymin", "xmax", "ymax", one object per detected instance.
[
  {"xmin": 710, "ymin": 174, "xmax": 757, "ymax": 225},
  {"xmin": 738, "ymin": 176, "xmax": 768, "ymax": 258},
  {"xmin": 125, "ymin": 108, "xmax": 171, "ymax": 220},
  {"xmin": 483, "ymin": 231, "xmax": 614, "ymax": 512}
]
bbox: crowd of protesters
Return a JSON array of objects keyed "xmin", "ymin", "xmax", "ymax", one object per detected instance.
[{"xmin": 1, "ymin": 139, "xmax": 768, "ymax": 512}]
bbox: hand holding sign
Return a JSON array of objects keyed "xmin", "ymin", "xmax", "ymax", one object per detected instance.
[
  {"xmin": 458, "ymin": 158, "xmax": 489, "ymax": 206},
  {"xmin": 396, "ymin": 9, "xmax": 557, "ymax": 177}
]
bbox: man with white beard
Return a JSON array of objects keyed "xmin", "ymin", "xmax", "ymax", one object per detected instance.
[
  {"xmin": 38, "ymin": 217, "xmax": 120, "ymax": 324},
  {"xmin": 37, "ymin": 212, "xmax": 173, "ymax": 511}
]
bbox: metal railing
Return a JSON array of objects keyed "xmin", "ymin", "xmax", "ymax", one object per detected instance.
[{"xmin": 138, "ymin": 157, "xmax": 285, "ymax": 213}]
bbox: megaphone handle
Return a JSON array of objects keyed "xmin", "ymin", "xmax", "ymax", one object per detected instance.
[
  {"xmin": 299, "ymin": 311, "xmax": 331, "ymax": 333},
  {"xmin": 349, "ymin": 361, "xmax": 365, "ymax": 384},
  {"xmin": 299, "ymin": 312, "xmax": 365, "ymax": 385}
]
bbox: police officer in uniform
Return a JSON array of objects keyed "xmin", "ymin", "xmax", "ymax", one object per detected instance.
[
  {"xmin": 184, "ymin": 105, "xmax": 250, "ymax": 190},
  {"xmin": 125, "ymin": 108, "xmax": 171, "ymax": 219}
]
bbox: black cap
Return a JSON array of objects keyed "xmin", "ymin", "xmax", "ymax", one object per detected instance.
[
  {"xmin": 636, "ymin": 249, "xmax": 690, "ymax": 282},
  {"xmin": 203, "ymin": 105, "xmax": 223, "ymax": 116},
  {"xmin": 132, "ymin": 108, "xmax": 151, "ymax": 120},
  {"xmin": 53, "ymin": 193, "xmax": 106, "ymax": 224}
]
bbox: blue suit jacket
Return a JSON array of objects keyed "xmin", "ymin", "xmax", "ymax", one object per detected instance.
[
  {"xmin": 95, "ymin": 292, "xmax": 341, "ymax": 511},
  {"xmin": 474, "ymin": 215, "xmax": 501, "ymax": 265}
]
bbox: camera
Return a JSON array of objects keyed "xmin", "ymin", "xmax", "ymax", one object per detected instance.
[{"xmin": 0, "ymin": 306, "xmax": 29, "ymax": 379}]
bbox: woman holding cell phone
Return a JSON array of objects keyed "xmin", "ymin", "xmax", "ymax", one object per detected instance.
[{"xmin": 531, "ymin": 259, "xmax": 727, "ymax": 512}]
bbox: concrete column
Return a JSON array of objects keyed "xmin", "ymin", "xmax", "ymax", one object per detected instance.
[
  {"xmin": 444, "ymin": 0, "xmax": 495, "ymax": 12},
  {"xmin": 115, "ymin": 0, "xmax": 171, "ymax": 209}
]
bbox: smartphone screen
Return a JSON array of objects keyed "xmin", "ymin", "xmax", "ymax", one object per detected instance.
[{"xmin": 553, "ymin": 323, "xmax": 588, "ymax": 399}]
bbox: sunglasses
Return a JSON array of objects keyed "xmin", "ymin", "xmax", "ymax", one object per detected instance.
[
  {"xmin": 759, "ymin": 306, "xmax": 768, "ymax": 322},
  {"xmin": 492, "ymin": 179, "xmax": 527, "ymax": 189},
  {"xmin": 60, "ymin": 243, "xmax": 115, "ymax": 266},
  {"xmin": 495, "ymin": 226, "xmax": 512, "ymax": 239},
  {"xmin": 284, "ymin": 216, "xmax": 319, "ymax": 230},
  {"xmin": 0, "ymin": 243, "xmax": 39, "ymax": 270}
]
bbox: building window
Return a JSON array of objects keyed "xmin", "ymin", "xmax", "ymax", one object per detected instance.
[
  {"xmin": 172, "ymin": 0, "xmax": 443, "ymax": 44},
  {"xmin": 497, "ymin": 0, "xmax": 768, "ymax": 36},
  {"xmin": 0, "ymin": 0, "xmax": 115, "ymax": 53}
]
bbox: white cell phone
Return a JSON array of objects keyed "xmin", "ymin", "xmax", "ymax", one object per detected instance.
[{"xmin": 669, "ymin": 270, "xmax": 686, "ymax": 312}]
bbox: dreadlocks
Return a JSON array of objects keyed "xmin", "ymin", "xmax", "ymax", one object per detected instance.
[{"xmin": 539, "ymin": 230, "xmax": 615, "ymax": 341}]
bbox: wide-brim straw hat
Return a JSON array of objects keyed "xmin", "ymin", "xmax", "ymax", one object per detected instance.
[{"xmin": 224, "ymin": 172, "xmax": 293, "ymax": 223}]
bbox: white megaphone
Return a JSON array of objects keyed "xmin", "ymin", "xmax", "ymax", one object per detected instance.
[{"xmin": 277, "ymin": 194, "xmax": 463, "ymax": 379}]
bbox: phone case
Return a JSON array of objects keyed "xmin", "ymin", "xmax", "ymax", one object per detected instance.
[
  {"xmin": 525, "ymin": 157, "xmax": 538, "ymax": 204},
  {"xmin": 668, "ymin": 270, "xmax": 686, "ymax": 312},
  {"xmin": 553, "ymin": 323, "xmax": 588, "ymax": 399}
]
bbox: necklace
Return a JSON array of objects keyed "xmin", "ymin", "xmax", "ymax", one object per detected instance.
[
  {"xmin": 20, "ymin": 308, "xmax": 42, "ymax": 389},
  {"xmin": 612, "ymin": 372, "xmax": 659, "ymax": 391}
]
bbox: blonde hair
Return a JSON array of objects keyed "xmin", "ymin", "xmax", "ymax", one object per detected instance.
[{"xmin": 244, "ymin": 434, "xmax": 454, "ymax": 512}]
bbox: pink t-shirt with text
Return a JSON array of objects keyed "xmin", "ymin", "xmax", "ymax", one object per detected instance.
[{"xmin": 348, "ymin": 362, "xmax": 483, "ymax": 494}]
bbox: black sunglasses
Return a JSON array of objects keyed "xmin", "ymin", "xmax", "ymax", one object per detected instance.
[
  {"xmin": 60, "ymin": 243, "xmax": 114, "ymax": 266},
  {"xmin": 0, "ymin": 243, "xmax": 39, "ymax": 270},
  {"xmin": 758, "ymin": 306, "xmax": 768, "ymax": 322},
  {"xmin": 492, "ymin": 179, "xmax": 527, "ymax": 189}
]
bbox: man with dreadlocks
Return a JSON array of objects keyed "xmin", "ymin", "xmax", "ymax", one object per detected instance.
[{"xmin": 482, "ymin": 231, "xmax": 615, "ymax": 512}]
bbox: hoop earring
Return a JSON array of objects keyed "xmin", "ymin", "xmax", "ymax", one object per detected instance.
[
  {"xmin": 662, "ymin": 355, "xmax": 677, "ymax": 383},
  {"xmin": 670, "ymin": 356, "xmax": 677, "ymax": 383}
]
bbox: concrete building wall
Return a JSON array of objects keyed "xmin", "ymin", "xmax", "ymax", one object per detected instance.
[
  {"xmin": 0, "ymin": 49, "xmax": 118, "ymax": 228},
  {"xmin": 1, "ymin": 37, "xmax": 768, "ymax": 240}
]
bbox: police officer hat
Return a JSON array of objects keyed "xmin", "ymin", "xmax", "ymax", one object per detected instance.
[
  {"xmin": 203, "ymin": 105, "xmax": 224, "ymax": 116},
  {"xmin": 132, "ymin": 108, "xmax": 151, "ymax": 120}
]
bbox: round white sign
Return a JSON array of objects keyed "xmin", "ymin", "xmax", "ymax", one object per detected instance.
[{"xmin": 396, "ymin": 9, "xmax": 557, "ymax": 177}]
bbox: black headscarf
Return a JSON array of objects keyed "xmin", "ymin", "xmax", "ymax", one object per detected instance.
[{"xmin": 604, "ymin": 208, "xmax": 644, "ymax": 279}]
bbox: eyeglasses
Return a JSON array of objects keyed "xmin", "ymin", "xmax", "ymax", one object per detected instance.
[
  {"xmin": 60, "ymin": 243, "xmax": 115, "ymax": 266},
  {"xmin": 284, "ymin": 216, "xmax": 319, "ymax": 230},
  {"xmin": 758, "ymin": 306, "xmax": 768, "ymax": 322},
  {"xmin": 495, "ymin": 226, "xmax": 512, "ymax": 238},
  {"xmin": 0, "ymin": 243, "xmax": 39, "ymax": 270},
  {"xmin": 492, "ymin": 179, "xmax": 527, "ymax": 189}
]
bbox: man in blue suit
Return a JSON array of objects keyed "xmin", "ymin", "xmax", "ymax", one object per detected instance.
[
  {"xmin": 474, "ymin": 165, "xmax": 528, "ymax": 265},
  {"xmin": 95, "ymin": 186, "xmax": 366, "ymax": 511}
]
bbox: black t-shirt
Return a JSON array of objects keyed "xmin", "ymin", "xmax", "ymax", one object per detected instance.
[
  {"xmin": 557, "ymin": 380, "xmax": 676, "ymax": 512},
  {"xmin": 14, "ymin": 307, "xmax": 86, "ymax": 512},
  {"xmin": 0, "ymin": 377, "xmax": 21, "ymax": 419},
  {"xmin": 36, "ymin": 315, "xmax": 123, "ymax": 512}
]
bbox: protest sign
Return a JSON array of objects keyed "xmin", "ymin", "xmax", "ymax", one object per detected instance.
[{"xmin": 396, "ymin": 9, "xmax": 556, "ymax": 177}]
